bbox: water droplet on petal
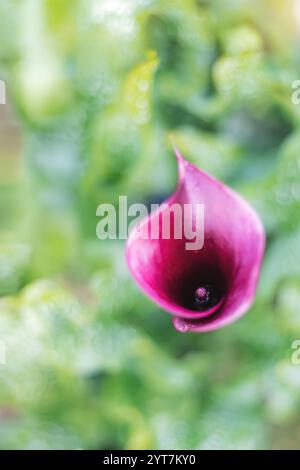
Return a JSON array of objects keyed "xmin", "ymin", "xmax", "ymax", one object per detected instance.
[{"xmin": 173, "ymin": 318, "xmax": 189, "ymax": 332}]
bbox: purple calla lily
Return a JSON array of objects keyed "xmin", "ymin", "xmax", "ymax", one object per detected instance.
[{"xmin": 126, "ymin": 148, "xmax": 265, "ymax": 333}]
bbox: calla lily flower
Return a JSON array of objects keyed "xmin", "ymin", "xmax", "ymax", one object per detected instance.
[{"xmin": 126, "ymin": 148, "xmax": 265, "ymax": 333}]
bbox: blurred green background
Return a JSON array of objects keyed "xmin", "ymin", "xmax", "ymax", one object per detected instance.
[{"xmin": 0, "ymin": 0, "xmax": 300, "ymax": 450}]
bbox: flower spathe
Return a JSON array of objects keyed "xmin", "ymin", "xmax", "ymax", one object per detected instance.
[{"xmin": 126, "ymin": 148, "xmax": 265, "ymax": 333}]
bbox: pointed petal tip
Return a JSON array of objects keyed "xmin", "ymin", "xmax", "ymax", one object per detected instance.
[
  {"xmin": 167, "ymin": 135, "xmax": 186, "ymax": 163},
  {"xmin": 169, "ymin": 142, "xmax": 188, "ymax": 182},
  {"xmin": 173, "ymin": 145, "xmax": 186, "ymax": 165}
]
